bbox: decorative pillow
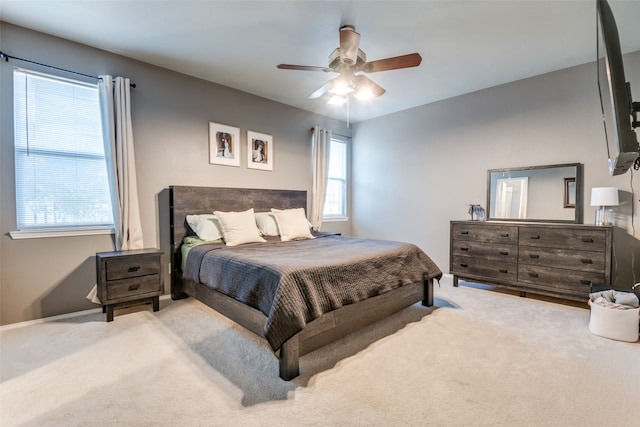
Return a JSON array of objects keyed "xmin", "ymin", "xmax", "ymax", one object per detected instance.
[
  {"xmin": 271, "ymin": 208, "xmax": 314, "ymax": 242},
  {"xmin": 255, "ymin": 212, "xmax": 280, "ymax": 236},
  {"xmin": 185, "ymin": 214, "xmax": 224, "ymax": 241},
  {"xmin": 213, "ymin": 208, "xmax": 266, "ymax": 246}
]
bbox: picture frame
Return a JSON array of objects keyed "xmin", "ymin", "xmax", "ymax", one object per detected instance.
[
  {"xmin": 209, "ymin": 122, "xmax": 240, "ymax": 167},
  {"xmin": 247, "ymin": 130, "xmax": 273, "ymax": 171},
  {"xmin": 564, "ymin": 177, "xmax": 576, "ymax": 208}
]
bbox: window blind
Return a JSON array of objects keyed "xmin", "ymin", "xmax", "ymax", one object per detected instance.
[
  {"xmin": 323, "ymin": 137, "xmax": 347, "ymax": 218},
  {"xmin": 13, "ymin": 69, "xmax": 114, "ymax": 230}
]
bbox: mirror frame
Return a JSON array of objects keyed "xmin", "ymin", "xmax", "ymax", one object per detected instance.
[{"xmin": 486, "ymin": 163, "xmax": 583, "ymax": 223}]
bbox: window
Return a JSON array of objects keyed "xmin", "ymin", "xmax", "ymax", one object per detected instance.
[
  {"xmin": 13, "ymin": 69, "xmax": 114, "ymax": 233},
  {"xmin": 323, "ymin": 136, "xmax": 348, "ymax": 219}
]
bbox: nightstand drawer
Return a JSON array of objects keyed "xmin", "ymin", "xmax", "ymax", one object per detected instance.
[
  {"xmin": 105, "ymin": 255, "xmax": 161, "ymax": 281},
  {"xmin": 106, "ymin": 274, "xmax": 162, "ymax": 300},
  {"xmin": 96, "ymin": 249, "xmax": 165, "ymax": 321}
]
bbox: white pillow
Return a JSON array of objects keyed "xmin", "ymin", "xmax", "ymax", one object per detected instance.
[
  {"xmin": 214, "ymin": 208, "xmax": 266, "ymax": 246},
  {"xmin": 186, "ymin": 214, "xmax": 223, "ymax": 241},
  {"xmin": 271, "ymin": 208, "xmax": 314, "ymax": 242},
  {"xmin": 255, "ymin": 212, "xmax": 280, "ymax": 236}
]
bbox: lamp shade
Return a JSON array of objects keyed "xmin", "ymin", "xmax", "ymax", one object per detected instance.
[{"xmin": 590, "ymin": 187, "xmax": 619, "ymax": 206}]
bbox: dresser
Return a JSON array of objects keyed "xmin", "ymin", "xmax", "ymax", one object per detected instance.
[
  {"xmin": 96, "ymin": 249, "xmax": 165, "ymax": 321},
  {"xmin": 450, "ymin": 221, "xmax": 612, "ymax": 302}
]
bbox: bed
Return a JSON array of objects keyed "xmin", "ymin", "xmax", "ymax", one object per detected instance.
[{"xmin": 169, "ymin": 185, "xmax": 442, "ymax": 380}]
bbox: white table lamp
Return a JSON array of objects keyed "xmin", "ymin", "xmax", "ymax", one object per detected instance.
[{"xmin": 590, "ymin": 187, "xmax": 619, "ymax": 226}]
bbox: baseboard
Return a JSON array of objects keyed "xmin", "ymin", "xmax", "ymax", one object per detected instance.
[{"xmin": 0, "ymin": 294, "xmax": 172, "ymax": 331}]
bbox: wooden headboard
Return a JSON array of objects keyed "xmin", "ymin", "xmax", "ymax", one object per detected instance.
[{"xmin": 169, "ymin": 185, "xmax": 307, "ymax": 280}]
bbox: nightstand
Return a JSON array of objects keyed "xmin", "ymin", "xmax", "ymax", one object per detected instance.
[{"xmin": 96, "ymin": 249, "xmax": 165, "ymax": 322}]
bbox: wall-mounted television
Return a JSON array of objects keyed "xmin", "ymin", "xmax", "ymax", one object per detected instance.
[{"xmin": 596, "ymin": 0, "xmax": 639, "ymax": 176}]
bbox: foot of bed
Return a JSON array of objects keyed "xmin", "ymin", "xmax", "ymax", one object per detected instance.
[
  {"xmin": 279, "ymin": 335, "xmax": 300, "ymax": 380},
  {"xmin": 422, "ymin": 278, "xmax": 434, "ymax": 307},
  {"xmin": 171, "ymin": 288, "xmax": 188, "ymax": 300}
]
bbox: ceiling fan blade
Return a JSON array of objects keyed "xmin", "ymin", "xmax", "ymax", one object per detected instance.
[
  {"xmin": 354, "ymin": 75, "xmax": 385, "ymax": 99},
  {"xmin": 277, "ymin": 64, "xmax": 331, "ymax": 72},
  {"xmin": 339, "ymin": 25, "xmax": 361, "ymax": 64},
  {"xmin": 360, "ymin": 53, "xmax": 422, "ymax": 73},
  {"xmin": 308, "ymin": 80, "xmax": 333, "ymax": 99}
]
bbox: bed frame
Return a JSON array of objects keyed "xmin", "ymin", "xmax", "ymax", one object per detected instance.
[{"xmin": 169, "ymin": 185, "xmax": 434, "ymax": 380}]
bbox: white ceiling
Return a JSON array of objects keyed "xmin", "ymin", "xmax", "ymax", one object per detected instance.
[{"xmin": 2, "ymin": 0, "xmax": 640, "ymax": 123}]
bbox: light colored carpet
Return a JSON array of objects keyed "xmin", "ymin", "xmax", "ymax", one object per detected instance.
[{"xmin": 1, "ymin": 276, "xmax": 639, "ymax": 426}]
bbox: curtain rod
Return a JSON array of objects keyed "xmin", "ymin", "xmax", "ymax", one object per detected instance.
[
  {"xmin": 310, "ymin": 128, "xmax": 351, "ymax": 139},
  {"xmin": 0, "ymin": 51, "xmax": 136, "ymax": 88}
]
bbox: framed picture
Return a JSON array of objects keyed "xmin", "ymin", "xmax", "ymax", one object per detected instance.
[
  {"xmin": 564, "ymin": 177, "xmax": 576, "ymax": 208},
  {"xmin": 247, "ymin": 130, "xmax": 273, "ymax": 171},
  {"xmin": 209, "ymin": 122, "xmax": 240, "ymax": 167}
]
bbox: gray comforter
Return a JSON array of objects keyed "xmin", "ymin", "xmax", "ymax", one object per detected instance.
[{"xmin": 184, "ymin": 234, "xmax": 442, "ymax": 351}]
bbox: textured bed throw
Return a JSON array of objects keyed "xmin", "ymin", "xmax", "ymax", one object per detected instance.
[{"xmin": 184, "ymin": 235, "xmax": 442, "ymax": 350}]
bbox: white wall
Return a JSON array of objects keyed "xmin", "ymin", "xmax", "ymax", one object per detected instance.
[{"xmin": 352, "ymin": 51, "xmax": 640, "ymax": 287}]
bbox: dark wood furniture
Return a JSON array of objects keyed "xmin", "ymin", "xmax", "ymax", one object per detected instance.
[
  {"xmin": 450, "ymin": 221, "xmax": 612, "ymax": 302},
  {"xmin": 169, "ymin": 186, "xmax": 434, "ymax": 380},
  {"xmin": 96, "ymin": 249, "xmax": 165, "ymax": 321}
]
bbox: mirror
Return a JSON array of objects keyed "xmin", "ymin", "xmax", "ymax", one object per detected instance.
[{"xmin": 487, "ymin": 163, "xmax": 583, "ymax": 223}]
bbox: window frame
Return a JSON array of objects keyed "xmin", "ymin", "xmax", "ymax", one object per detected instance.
[
  {"xmin": 323, "ymin": 135, "xmax": 349, "ymax": 221},
  {"xmin": 11, "ymin": 68, "xmax": 115, "ymax": 239}
]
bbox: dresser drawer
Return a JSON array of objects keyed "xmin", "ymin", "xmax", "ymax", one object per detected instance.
[
  {"xmin": 521, "ymin": 282, "xmax": 592, "ymax": 301},
  {"xmin": 518, "ymin": 247, "xmax": 605, "ymax": 273},
  {"xmin": 518, "ymin": 264, "xmax": 603, "ymax": 296},
  {"xmin": 105, "ymin": 254, "xmax": 161, "ymax": 281},
  {"xmin": 452, "ymin": 255, "xmax": 517, "ymax": 283},
  {"xmin": 519, "ymin": 227, "xmax": 608, "ymax": 251},
  {"xmin": 452, "ymin": 223, "xmax": 518, "ymax": 244},
  {"xmin": 106, "ymin": 274, "xmax": 162, "ymax": 300},
  {"xmin": 452, "ymin": 240, "xmax": 517, "ymax": 263}
]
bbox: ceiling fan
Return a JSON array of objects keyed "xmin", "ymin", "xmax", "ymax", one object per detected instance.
[{"xmin": 277, "ymin": 25, "xmax": 422, "ymax": 104}]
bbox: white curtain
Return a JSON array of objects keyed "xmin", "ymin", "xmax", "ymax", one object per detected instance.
[
  {"xmin": 310, "ymin": 126, "xmax": 331, "ymax": 230},
  {"xmin": 98, "ymin": 75, "xmax": 144, "ymax": 251}
]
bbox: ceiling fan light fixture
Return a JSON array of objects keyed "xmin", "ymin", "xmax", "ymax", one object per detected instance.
[
  {"xmin": 328, "ymin": 78, "xmax": 354, "ymax": 96},
  {"xmin": 327, "ymin": 95, "xmax": 347, "ymax": 105},
  {"xmin": 353, "ymin": 75, "xmax": 385, "ymax": 100},
  {"xmin": 353, "ymin": 87, "xmax": 376, "ymax": 101},
  {"xmin": 278, "ymin": 24, "xmax": 421, "ymax": 113}
]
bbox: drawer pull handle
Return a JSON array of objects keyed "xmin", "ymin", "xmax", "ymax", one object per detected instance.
[
  {"xmin": 500, "ymin": 233, "xmax": 509, "ymax": 238},
  {"xmin": 499, "ymin": 251, "xmax": 509, "ymax": 256},
  {"xmin": 581, "ymin": 259, "xmax": 593, "ymax": 264},
  {"xmin": 128, "ymin": 284, "xmax": 141, "ymax": 291},
  {"xmin": 582, "ymin": 238, "xmax": 594, "ymax": 243},
  {"xmin": 460, "ymin": 263, "xmax": 468, "ymax": 268},
  {"xmin": 460, "ymin": 231, "xmax": 469, "ymax": 235},
  {"xmin": 529, "ymin": 254, "xmax": 540, "ymax": 259},
  {"xmin": 528, "ymin": 272, "xmax": 539, "ymax": 278},
  {"xmin": 530, "ymin": 235, "xmax": 540, "ymax": 240},
  {"xmin": 128, "ymin": 266, "xmax": 140, "ymax": 273},
  {"xmin": 580, "ymin": 279, "xmax": 592, "ymax": 285},
  {"xmin": 499, "ymin": 269, "xmax": 508, "ymax": 273},
  {"xmin": 460, "ymin": 247, "xmax": 469, "ymax": 251}
]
